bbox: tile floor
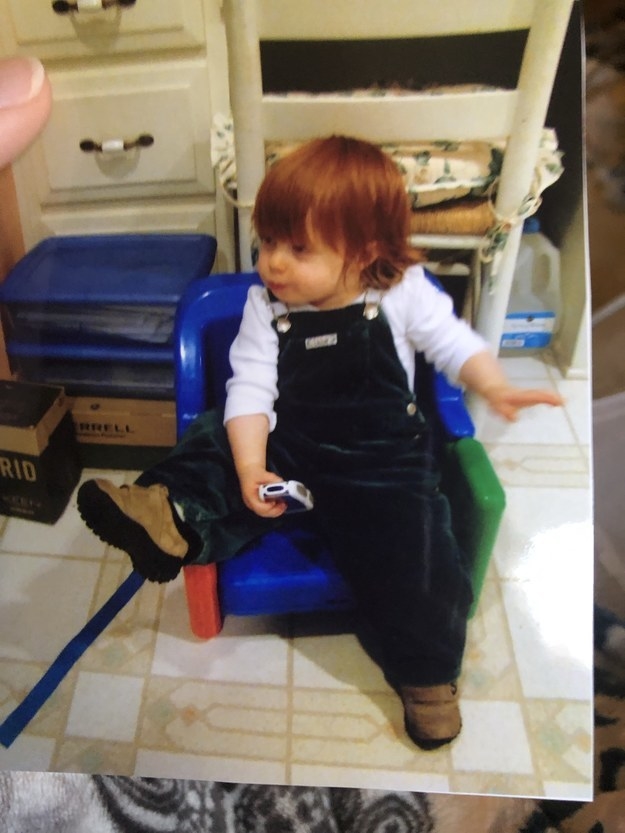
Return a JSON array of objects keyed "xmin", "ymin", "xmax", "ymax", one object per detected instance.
[{"xmin": 0, "ymin": 353, "xmax": 593, "ymax": 799}]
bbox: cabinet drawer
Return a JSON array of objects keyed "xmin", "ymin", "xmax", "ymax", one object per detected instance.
[
  {"xmin": 37, "ymin": 62, "xmax": 214, "ymax": 203},
  {"xmin": 5, "ymin": 0, "xmax": 207, "ymax": 60}
]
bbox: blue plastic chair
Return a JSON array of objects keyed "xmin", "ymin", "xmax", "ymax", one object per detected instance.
[{"xmin": 174, "ymin": 272, "xmax": 504, "ymax": 638}]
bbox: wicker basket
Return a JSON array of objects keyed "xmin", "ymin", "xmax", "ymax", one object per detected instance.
[{"xmin": 409, "ymin": 198, "xmax": 494, "ymax": 236}]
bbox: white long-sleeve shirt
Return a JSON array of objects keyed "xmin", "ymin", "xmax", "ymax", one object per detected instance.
[{"xmin": 224, "ymin": 264, "xmax": 488, "ymax": 431}]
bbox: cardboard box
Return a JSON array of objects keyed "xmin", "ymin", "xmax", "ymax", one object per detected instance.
[
  {"xmin": 0, "ymin": 381, "xmax": 82, "ymax": 524},
  {"xmin": 70, "ymin": 396, "xmax": 177, "ymax": 448}
]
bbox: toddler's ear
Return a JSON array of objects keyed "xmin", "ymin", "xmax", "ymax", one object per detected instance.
[{"xmin": 361, "ymin": 242, "xmax": 380, "ymax": 268}]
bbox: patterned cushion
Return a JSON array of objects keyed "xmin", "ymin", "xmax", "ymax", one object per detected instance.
[{"xmin": 211, "ymin": 87, "xmax": 563, "ymax": 210}]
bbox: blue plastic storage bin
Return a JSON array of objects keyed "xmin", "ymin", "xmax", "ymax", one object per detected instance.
[
  {"xmin": 0, "ymin": 233, "xmax": 216, "ymax": 398},
  {"xmin": 1, "ymin": 233, "xmax": 216, "ymax": 372},
  {"xmin": 0, "ymin": 234, "xmax": 217, "ymax": 305},
  {"xmin": 1, "ymin": 233, "xmax": 217, "ymax": 349}
]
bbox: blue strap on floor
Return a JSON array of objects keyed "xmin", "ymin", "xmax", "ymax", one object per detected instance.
[{"xmin": 0, "ymin": 569, "xmax": 145, "ymax": 748}]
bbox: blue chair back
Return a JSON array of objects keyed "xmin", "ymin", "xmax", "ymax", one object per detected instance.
[{"xmin": 174, "ymin": 273, "xmax": 262, "ymax": 437}]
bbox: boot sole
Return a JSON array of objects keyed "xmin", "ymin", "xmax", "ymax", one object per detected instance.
[
  {"xmin": 77, "ymin": 480, "xmax": 183, "ymax": 583},
  {"xmin": 404, "ymin": 714, "xmax": 462, "ymax": 751}
]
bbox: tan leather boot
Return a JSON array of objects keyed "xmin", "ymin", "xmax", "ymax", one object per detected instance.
[
  {"xmin": 400, "ymin": 682, "xmax": 461, "ymax": 750},
  {"xmin": 77, "ymin": 479, "xmax": 194, "ymax": 582}
]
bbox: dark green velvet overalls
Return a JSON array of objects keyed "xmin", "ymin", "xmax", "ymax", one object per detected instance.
[{"xmin": 139, "ymin": 298, "xmax": 473, "ymax": 687}]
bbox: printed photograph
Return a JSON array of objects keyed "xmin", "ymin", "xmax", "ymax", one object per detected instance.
[{"xmin": 0, "ymin": 0, "xmax": 593, "ymax": 807}]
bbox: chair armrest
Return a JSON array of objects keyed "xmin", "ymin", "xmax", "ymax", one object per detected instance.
[
  {"xmin": 422, "ymin": 267, "xmax": 475, "ymax": 439},
  {"xmin": 434, "ymin": 371, "xmax": 475, "ymax": 438}
]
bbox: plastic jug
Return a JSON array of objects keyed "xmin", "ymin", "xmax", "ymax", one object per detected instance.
[{"xmin": 500, "ymin": 217, "xmax": 561, "ymax": 350}]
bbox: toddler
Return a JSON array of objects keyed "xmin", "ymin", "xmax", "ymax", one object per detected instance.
[{"xmin": 78, "ymin": 136, "xmax": 562, "ymax": 749}]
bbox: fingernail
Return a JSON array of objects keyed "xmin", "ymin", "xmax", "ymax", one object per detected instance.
[{"xmin": 0, "ymin": 56, "xmax": 46, "ymax": 109}]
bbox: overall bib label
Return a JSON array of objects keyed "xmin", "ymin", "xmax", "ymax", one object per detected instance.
[{"xmin": 305, "ymin": 333, "xmax": 338, "ymax": 350}]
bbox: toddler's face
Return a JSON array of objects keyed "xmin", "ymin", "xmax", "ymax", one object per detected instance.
[{"xmin": 256, "ymin": 230, "xmax": 363, "ymax": 310}]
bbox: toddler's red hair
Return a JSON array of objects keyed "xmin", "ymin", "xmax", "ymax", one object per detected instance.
[{"xmin": 252, "ymin": 135, "xmax": 423, "ymax": 289}]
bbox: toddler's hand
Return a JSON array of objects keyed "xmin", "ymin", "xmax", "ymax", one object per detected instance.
[
  {"xmin": 485, "ymin": 385, "xmax": 564, "ymax": 422},
  {"xmin": 238, "ymin": 465, "xmax": 287, "ymax": 518}
]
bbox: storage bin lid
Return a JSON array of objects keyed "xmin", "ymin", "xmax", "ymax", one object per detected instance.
[{"xmin": 0, "ymin": 234, "xmax": 217, "ymax": 305}]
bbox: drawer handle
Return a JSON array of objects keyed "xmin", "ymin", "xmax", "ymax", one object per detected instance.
[
  {"xmin": 52, "ymin": 0, "xmax": 136, "ymax": 14},
  {"xmin": 79, "ymin": 134, "xmax": 154, "ymax": 154}
]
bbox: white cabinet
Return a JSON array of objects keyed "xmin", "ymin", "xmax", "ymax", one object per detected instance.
[
  {"xmin": 40, "ymin": 62, "xmax": 215, "ymax": 200},
  {"xmin": 0, "ymin": 0, "xmax": 234, "ymax": 271},
  {"xmin": 4, "ymin": 0, "xmax": 207, "ymax": 60}
]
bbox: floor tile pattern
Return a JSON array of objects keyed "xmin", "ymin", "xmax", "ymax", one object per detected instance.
[{"xmin": 0, "ymin": 354, "xmax": 593, "ymax": 799}]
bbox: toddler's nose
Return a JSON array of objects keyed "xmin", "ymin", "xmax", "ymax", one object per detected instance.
[{"xmin": 268, "ymin": 245, "xmax": 288, "ymax": 271}]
